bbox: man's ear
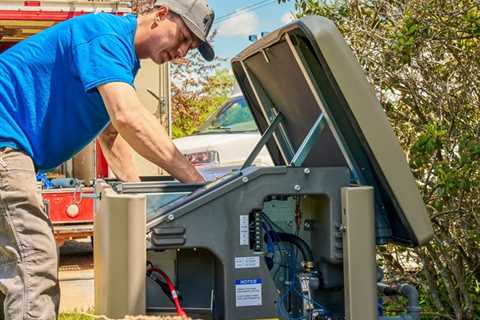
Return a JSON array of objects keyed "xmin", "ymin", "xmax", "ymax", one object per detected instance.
[{"xmin": 155, "ymin": 5, "xmax": 169, "ymax": 23}]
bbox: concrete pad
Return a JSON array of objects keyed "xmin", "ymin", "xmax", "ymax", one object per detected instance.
[
  {"xmin": 59, "ymin": 271, "xmax": 94, "ymax": 312},
  {"xmin": 59, "ymin": 239, "xmax": 94, "ymax": 313}
]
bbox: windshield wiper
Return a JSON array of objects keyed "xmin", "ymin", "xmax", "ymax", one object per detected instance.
[
  {"xmin": 196, "ymin": 127, "xmax": 234, "ymax": 135},
  {"xmin": 207, "ymin": 126, "xmax": 232, "ymax": 131}
]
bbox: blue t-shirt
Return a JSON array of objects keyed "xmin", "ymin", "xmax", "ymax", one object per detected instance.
[{"xmin": 0, "ymin": 13, "xmax": 140, "ymax": 170}]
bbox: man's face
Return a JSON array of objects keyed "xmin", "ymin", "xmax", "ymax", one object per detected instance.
[{"xmin": 149, "ymin": 10, "xmax": 201, "ymax": 64}]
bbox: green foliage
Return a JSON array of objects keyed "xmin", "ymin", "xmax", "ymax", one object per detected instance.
[
  {"xmin": 59, "ymin": 312, "xmax": 93, "ymax": 320},
  {"xmin": 171, "ymin": 54, "xmax": 234, "ymax": 138},
  {"xmin": 392, "ymin": 15, "xmax": 422, "ymax": 64},
  {"xmin": 283, "ymin": 0, "xmax": 480, "ymax": 318}
]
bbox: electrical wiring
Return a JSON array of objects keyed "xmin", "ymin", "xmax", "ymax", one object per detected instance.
[
  {"xmin": 277, "ymin": 245, "xmax": 308, "ymax": 320},
  {"xmin": 262, "ymin": 221, "xmax": 277, "ymax": 270},
  {"xmin": 261, "ymin": 212, "xmax": 330, "ymax": 319},
  {"xmin": 261, "ymin": 215, "xmax": 290, "ymax": 280},
  {"xmin": 146, "ymin": 262, "xmax": 188, "ymax": 320},
  {"xmin": 262, "ymin": 214, "xmax": 302, "ymax": 319},
  {"xmin": 261, "ymin": 212, "xmax": 287, "ymax": 233},
  {"xmin": 272, "ymin": 244, "xmax": 295, "ymax": 319},
  {"xmin": 146, "ymin": 263, "xmax": 175, "ymax": 303}
]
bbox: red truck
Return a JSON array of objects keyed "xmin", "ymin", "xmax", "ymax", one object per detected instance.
[{"xmin": 0, "ymin": 0, "xmax": 130, "ymax": 246}]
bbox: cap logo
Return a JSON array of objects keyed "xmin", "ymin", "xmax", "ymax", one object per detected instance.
[{"xmin": 203, "ymin": 12, "xmax": 214, "ymax": 34}]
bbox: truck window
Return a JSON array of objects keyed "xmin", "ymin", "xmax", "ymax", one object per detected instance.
[{"xmin": 197, "ymin": 97, "xmax": 257, "ymax": 134}]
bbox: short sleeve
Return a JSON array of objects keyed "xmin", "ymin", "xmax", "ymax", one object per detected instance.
[{"xmin": 72, "ymin": 34, "xmax": 136, "ymax": 92}]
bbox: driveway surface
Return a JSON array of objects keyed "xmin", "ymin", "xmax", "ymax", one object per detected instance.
[{"xmin": 59, "ymin": 239, "xmax": 94, "ymax": 312}]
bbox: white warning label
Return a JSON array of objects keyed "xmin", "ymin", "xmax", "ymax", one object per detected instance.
[
  {"xmin": 240, "ymin": 215, "xmax": 249, "ymax": 246},
  {"xmin": 235, "ymin": 278, "xmax": 262, "ymax": 307},
  {"xmin": 235, "ymin": 256, "xmax": 260, "ymax": 269}
]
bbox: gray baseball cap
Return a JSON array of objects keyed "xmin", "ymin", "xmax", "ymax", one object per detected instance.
[{"xmin": 153, "ymin": 0, "xmax": 215, "ymax": 61}]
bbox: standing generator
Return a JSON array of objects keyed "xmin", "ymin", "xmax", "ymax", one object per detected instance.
[{"xmin": 94, "ymin": 16, "xmax": 433, "ymax": 320}]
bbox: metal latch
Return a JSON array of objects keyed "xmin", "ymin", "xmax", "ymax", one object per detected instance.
[{"xmin": 81, "ymin": 193, "xmax": 101, "ymax": 200}]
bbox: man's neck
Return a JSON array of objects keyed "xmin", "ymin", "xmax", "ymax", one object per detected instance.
[{"xmin": 134, "ymin": 13, "xmax": 154, "ymax": 59}]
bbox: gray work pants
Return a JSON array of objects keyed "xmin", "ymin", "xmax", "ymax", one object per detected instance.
[{"xmin": 0, "ymin": 148, "xmax": 59, "ymax": 319}]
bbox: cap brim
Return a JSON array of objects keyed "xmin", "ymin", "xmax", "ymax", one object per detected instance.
[
  {"xmin": 198, "ymin": 42, "xmax": 215, "ymax": 61},
  {"xmin": 181, "ymin": 17, "xmax": 215, "ymax": 61}
]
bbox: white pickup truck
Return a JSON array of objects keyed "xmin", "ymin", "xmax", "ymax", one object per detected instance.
[{"xmin": 174, "ymin": 93, "xmax": 273, "ymax": 180}]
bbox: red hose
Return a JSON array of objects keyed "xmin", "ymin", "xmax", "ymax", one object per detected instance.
[{"xmin": 148, "ymin": 266, "xmax": 188, "ymax": 319}]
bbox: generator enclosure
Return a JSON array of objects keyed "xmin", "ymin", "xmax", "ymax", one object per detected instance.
[{"xmin": 94, "ymin": 16, "xmax": 433, "ymax": 320}]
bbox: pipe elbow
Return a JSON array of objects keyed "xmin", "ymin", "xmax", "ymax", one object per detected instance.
[
  {"xmin": 399, "ymin": 284, "xmax": 419, "ymax": 302},
  {"xmin": 399, "ymin": 284, "xmax": 420, "ymax": 320}
]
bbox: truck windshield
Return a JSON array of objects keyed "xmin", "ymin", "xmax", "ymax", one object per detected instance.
[{"xmin": 197, "ymin": 96, "xmax": 258, "ymax": 134}]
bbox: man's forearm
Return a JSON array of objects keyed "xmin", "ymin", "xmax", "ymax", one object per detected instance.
[
  {"xmin": 98, "ymin": 124, "xmax": 140, "ymax": 182},
  {"xmin": 114, "ymin": 107, "xmax": 204, "ymax": 183},
  {"xmin": 98, "ymin": 82, "xmax": 205, "ymax": 184}
]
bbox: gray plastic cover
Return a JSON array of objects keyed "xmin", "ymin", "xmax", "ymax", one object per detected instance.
[{"xmin": 231, "ymin": 16, "xmax": 433, "ymax": 246}]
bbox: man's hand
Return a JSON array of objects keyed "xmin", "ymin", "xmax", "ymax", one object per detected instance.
[{"xmin": 98, "ymin": 82, "xmax": 205, "ymax": 184}]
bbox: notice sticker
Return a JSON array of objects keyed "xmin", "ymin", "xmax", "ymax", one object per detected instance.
[
  {"xmin": 240, "ymin": 215, "xmax": 249, "ymax": 246},
  {"xmin": 235, "ymin": 279, "xmax": 262, "ymax": 307},
  {"xmin": 235, "ymin": 256, "xmax": 260, "ymax": 269}
]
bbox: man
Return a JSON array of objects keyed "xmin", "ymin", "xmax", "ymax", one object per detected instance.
[{"xmin": 0, "ymin": 0, "xmax": 214, "ymax": 318}]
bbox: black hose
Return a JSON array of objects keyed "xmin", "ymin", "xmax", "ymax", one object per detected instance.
[{"xmin": 265, "ymin": 231, "xmax": 314, "ymax": 262}]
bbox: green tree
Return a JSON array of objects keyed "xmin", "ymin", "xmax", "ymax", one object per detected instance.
[
  {"xmin": 171, "ymin": 61, "xmax": 234, "ymax": 138},
  {"xmin": 280, "ymin": 0, "xmax": 480, "ymax": 318}
]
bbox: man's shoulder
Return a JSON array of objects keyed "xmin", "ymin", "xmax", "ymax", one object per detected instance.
[
  {"xmin": 69, "ymin": 13, "xmax": 136, "ymax": 46},
  {"xmin": 71, "ymin": 12, "xmax": 124, "ymax": 25}
]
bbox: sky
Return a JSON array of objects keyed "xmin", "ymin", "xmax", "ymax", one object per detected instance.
[{"xmin": 206, "ymin": 0, "xmax": 296, "ymax": 69}]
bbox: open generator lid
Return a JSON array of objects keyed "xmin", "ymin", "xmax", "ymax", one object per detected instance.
[{"xmin": 231, "ymin": 16, "xmax": 433, "ymax": 247}]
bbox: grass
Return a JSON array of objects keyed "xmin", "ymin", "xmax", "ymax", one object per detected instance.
[
  {"xmin": 59, "ymin": 308, "xmax": 97, "ymax": 320},
  {"xmin": 59, "ymin": 312, "xmax": 186, "ymax": 320},
  {"xmin": 59, "ymin": 312, "xmax": 94, "ymax": 320}
]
